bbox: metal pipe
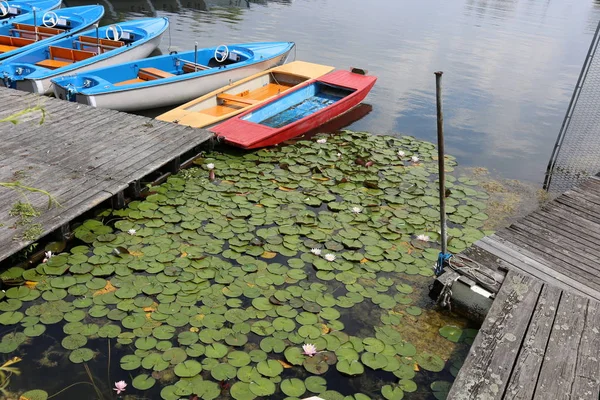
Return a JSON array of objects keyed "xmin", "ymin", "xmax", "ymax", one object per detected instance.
[
  {"xmin": 194, "ymin": 41, "xmax": 198, "ymax": 72},
  {"xmin": 95, "ymin": 24, "xmax": 100, "ymax": 54},
  {"xmin": 434, "ymin": 71, "xmax": 447, "ymax": 256}
]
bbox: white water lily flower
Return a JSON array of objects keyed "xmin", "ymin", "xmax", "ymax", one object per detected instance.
[
  {"xmin": 337, "ymin": 152, "xmax": 342, "ymax": 158},
  {"xmin": 316, "ymin": 138, "xmax": 327, "ymax": 144},
  {"xmin": 416, "ymin": 234, "xmax": 430, "ymax": 242},
  {"xmin": 397, "ymin": 150, "xmax": 405, "ymax": 157},
  {"xmin": 302, "ymin": 343, "xmax": 317, "ymax": 357},
  {"xmin": 311, "ymin": 248, "xmax": 322, "ymax": 256},
  {"xmin": 206, "ymin": 163, "xmax": 215, "ymax": 170},
  {"xmin": 42, "ymin": 251, "xmax": 52, "ymax": 263},
  {"xmin": 128, "ymin": 229, "xmax": 136, "ymax": 235},
  {"xmin": 411, "ymin": 155, "xmax": 420, "ymax": 163},
  {"xmin": 351, "ymin": 206, "xmax": 362, "ymax": 214},
  {"xmin": 324, "ymin": 253, "xmax": 336, "ymax": 262}
]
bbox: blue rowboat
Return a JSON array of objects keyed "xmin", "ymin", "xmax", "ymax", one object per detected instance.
[
  {"xmin": 0, "ymin": 0, "xmax": 62, "ymax": 21},
  {"xmin": 0, "ymin": 17, "xmax": 169, "ymax": 94},
  {"xmin": 50, "ymin": 41, "xmax": 295, "ymax": 112},
  {"xmin": 0, "ymin": 5, "xmax": 105, "ymax": 61}
]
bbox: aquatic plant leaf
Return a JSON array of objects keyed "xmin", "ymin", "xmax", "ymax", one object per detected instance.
[
  {"xmin": 120, "ymin": 354, "xmax": 141, "ymax": 370},
  {"xmin": 381, "ymin": 385, "xmax": 404, "ymax": 400},
  {"xmin": 439, "ymin": 325, "xmax": 463, "ymax": 343},
  {"xmin": 69, "ymin": 348, "xmax": 94, "ymax": 363},
  {"xmin": 363, "ymin": 338, "xmax": 385, "ymax": 353},
  {"xmin": 174, "ymin": 360, "xmax": 202, "ymax": 377},
  {"xmin": 23, "ymin": 324, "xmax": 45, "ymax": 337},
  {"xmin": 0, "ymin": 311, "xmax": 23, "ymax": 325},
  {"xmin": 249, "ymin": 377, "xmax": 276, "ymax": 396},
  {"xmin": 135, "ymin": 336, "xmax": 158, "ymax": 350},
  {"xmin": 142, "ymin": 353, "xmax": 169, "ymax": 371},
  {"xmin": 305, "ymin": 376, "xmax": 327, "ymax": 393},
  {"xmin": 230, "ymin": 382, "xmax": 257, "ymax": 400},
  {"xmin": 281, "ymin": 378, "xmax": 306, "ymax": 397},
  {"xmin": 398, "ymin": 379, "xmax": 417, "ymax": 393},
  {"xmin": 336, "ymin": 359, "xmax": 364, "ymax": 376},
  {"xmin": 211, "ymin": 362, "xmax": 237, "ymax": 380},
  {"xmin": 98, "ymin": 324, "xmax": 121, "ymax": 338},
  {"xmin": 227, "ymin": 350, "xmax": 251, "ymax": 367},
  {"xmin": 256, "ymin": 359, "xmax": 283, "ymax": 377},
  {"xmin": 205, "ymin": 342, "xmax": 228, "ymax": 359},
  {"xmin": 415, "ymin": 352, "xmax": 445, "ymax": 372},
  {"xmin": 431, "ymin": 381, "xmax": 452, "ymax": 400},
  {"xmin": 19, "ymin": 390, "xmax": 49, "ymax": 400},
  {"xmin": 405, "ymin": 306, "xmax": 422, "ymax": 316},
  {"xmin": 361, "ymin": 352, "xmax": 387, "ymax": 369},
  {"xmin": 132, "ymin": 374, "xmax": 156, "ymax": 390},
  {"xmin": 62, "ymin": 334, "xmax": 87, "ymax": 350}
]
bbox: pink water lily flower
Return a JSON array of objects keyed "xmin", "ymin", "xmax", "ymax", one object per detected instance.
[
  {"xmin": 302, "ymin": 343, "xmax": 317, "ymax": 357},
  {"xmin": 114, "ymin": 380, "xmax": 127, "ymax": 395}
]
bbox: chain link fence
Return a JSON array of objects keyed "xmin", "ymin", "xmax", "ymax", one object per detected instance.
[{"xmin": 544, "ymin": 20, "xmax": 600, "ymax": 193}]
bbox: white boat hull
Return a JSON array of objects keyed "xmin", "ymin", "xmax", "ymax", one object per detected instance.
[
  {"xmin": 57, "ymin": 49, "xmax": 293, "ymax": 112},
  {"xmin": 20, "ymin": 33, "xmax": 165, "ymax": 95}
]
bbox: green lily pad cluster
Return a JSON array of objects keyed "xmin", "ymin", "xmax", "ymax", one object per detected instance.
[{"xmin": 1, "ymin": 131, "xmax": 487, "ymax": 400}]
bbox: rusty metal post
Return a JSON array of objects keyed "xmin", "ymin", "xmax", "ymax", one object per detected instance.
[{"xmin": 435, "ymin": 71, "xmax": 448, "ymax": 257}]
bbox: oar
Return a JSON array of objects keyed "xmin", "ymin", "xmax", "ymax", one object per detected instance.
[{"xmin": 33, "ymin": 8, "xmax": 38, "ymax": 41}]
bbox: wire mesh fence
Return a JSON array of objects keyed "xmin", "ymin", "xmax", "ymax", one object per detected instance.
[{"xmin": 544, "ymin": 20, "xmax": 600, "ymax": 193}]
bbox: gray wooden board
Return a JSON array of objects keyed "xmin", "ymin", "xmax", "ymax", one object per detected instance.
[
  {"xmin": 0, "ymin": 87, "xmax": 213, "ymax": 263},
  {"xmin": 537, "ymin": 205, "xmax": 600, "ymax": 242},
  {"xmin": 505, "ymin": 222, "xmax": 600, "ymax": 272},
  {"xmin": 477, "ymin": 236, "xmax": 600, "ymax": 301},
  {"xmin": 554, "ymin": 197, "xmax": 600, "ymax": 224},
  {"xmin": 447, "ymin": 271, "xmax": 542, "ymax": 400},
  {"xmin": 532, "ymin": 292, "xmax": 588, "ymax": 400},
  {"xmin": 496, "ymin": 227, "xmax": 600, "ymax": 286},
  {"xmin": 503, "ymin": 284, "xmax": 562, "ymax": 400},
  {"xmin": 569, "ymin": 298, "xmax": 600, "ymax": 399},
  {"xmin": 526, "ymin": 212, "xmax": 600, "ymax": 247}
]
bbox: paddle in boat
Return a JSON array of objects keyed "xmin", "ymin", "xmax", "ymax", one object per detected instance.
[
  {"xmin": 0, "ymin": 0, "xmax": 61, "ymax": 21},
  {"xmin": 0, "ymin": 5, "xmax": 105, "ymax": 61},
  {"xmin": 50, "ymin": 41, "xmax": 296, "ymax": 112},
  {"xmin": 155, "ymin": 60, "xmax": 334, "ymax": 128},
  {"xmin": 0, "ymin": 17, "xmax": 169, "ymax": 94},
  {"xmin": 209, "ymin": 68, "xmax": 377, "ymax": 149}
]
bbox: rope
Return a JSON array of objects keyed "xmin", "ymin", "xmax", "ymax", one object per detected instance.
[{"xmin": 447, "ymin": 253, "xmax": 499, "ymax": 287}]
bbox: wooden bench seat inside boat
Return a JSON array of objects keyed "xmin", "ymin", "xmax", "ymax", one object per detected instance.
[
  {"xmin": 11, "ymin": 24, "xmax": 64, "ymax": 40},
  {"xmin": 182, "ymin": 62, "xmax": 210, "ymax": 73},
  {"xmin": 114, "ymin": 67, "xmax": 175, "ymax": 86},
  {"xmin": 138, "ymin": 67, "xmax": 175, "ymax": 80},
  {"xmin": 0, "ymin": 35, "xmax": 34, "ymax": 52},
  {"xmin": 78, "ymin": 36, "xmax": 124, "ymax": 53},
  {"xmin": 36, "ymin": 46, "xmax": 95, "ymax": 69},
  {"xmin": 217, "ymin": 93, "xmax": 260, "ymax": 105}
]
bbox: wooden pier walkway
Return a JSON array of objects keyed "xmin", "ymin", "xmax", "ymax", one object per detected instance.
[
  {"xmin": 0, "ymin": 87, "xmax": 213, "ymax": 264},
  {"xmin": 448, "ymin": 176, "xmax": 600, "ymax": 399}
]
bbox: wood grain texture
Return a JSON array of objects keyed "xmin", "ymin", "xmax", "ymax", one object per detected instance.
[
  {"xmin": 0, "ymin": 87, "xmax": 213, "ymax": 263},
  {"xmin": 448, "ymin": 271, "xmax": 542, "ymax": 400}
]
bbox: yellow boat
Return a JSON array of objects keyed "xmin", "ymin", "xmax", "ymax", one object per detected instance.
[{"xmin": 155, "ymin": 60, "xmax": 335, "ymax": 129}]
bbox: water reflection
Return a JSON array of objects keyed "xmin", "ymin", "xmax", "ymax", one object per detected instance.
[{"xmin": 62, "ymin": 0, "xmax": 599, "ymax": 184}]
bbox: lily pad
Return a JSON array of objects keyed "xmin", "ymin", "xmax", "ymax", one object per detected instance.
[
  {"xmin": 132, "ymin": 374, "xmax": 156, "ymax": 390},
  {"xmin": 174, "ymin": 360, "xmax": 202, "ymax": 377}
]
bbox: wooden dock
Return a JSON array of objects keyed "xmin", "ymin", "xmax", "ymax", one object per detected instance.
[
  {"xmin": 447, "ymin": 176, "xmax": 600, "ymax": 399},
  {"xmin": 0, "ymin": 87, "xmax": 213, "ymax": 264}
]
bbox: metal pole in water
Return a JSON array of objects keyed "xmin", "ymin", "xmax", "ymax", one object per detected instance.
[
  {"xmin": 434, "ymin": 71, "xmax": 448, "ymax": 258},
  {"xmin": 194, "ymin": 42, "xmax": 198, "ymax": 72}
]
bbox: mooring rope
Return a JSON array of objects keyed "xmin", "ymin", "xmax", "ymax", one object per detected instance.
[{"xmin": 447, "ymin": 253, "xmax": 499, "ymax": 287}]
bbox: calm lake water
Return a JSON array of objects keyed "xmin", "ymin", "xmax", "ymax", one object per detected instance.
[{"xmin": 63, "ymin": 0, "xmax": 600, "ymax": 184}]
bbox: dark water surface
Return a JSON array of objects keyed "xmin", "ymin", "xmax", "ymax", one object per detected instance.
[{"xmin": 62, "ymin": 0, "xmax": 600, "ymax": 184}]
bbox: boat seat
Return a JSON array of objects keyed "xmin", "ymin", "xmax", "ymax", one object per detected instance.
[
  {"xmin": 217, "ymin": 93, "xmax": 259, "ymax": 105},
  {"xmin": 0, "ymin": 35, "xmax": 35, "ymax": 52},
  {"xmin": 36, "ymin": 46, "xmax": 95, "ymax": 70},
  {"xmin": 138, "ymin": 67, "xmax": 175, "ymax": 81},
  {"xmin": 11, "ymin": 24, "xmax": 64, "ymax": 40},
  {"xmin": 78, "ymin": 36, "xmax": 124, "ymax": 53},
  {"xmin": 114, "ymin": 78, "xmax": 146, "ymax": 86},
  {"xmin": 182, "ymin": 62, "xmax": 210, "ymax": 73}
]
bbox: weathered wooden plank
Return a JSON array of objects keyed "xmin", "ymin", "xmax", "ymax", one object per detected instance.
[
  {"xmin": 497, "ymin": 228, "xmax": 600, "ymax": 285},
  {"xmin": 507, "ymin": 221, "xmax": 600, "ymax": 269},
  {"xmin": 527, "ymin": 212, "xmax": 600, "ymax": 248},
  {"xmin": 532, "ymin": 292, "xmax": 588, "ymax": 400},
  {"xmin": 553, "ymin": 197, "xmax": 600, "ymax": 224},
  {"xmin": 448, "ymin": 271, "xmax": 542, "ymax": 400},
  {"xmin": 571, "ymin": 186, "xmax": 600, "ymax": 206},
  {"xmin": 569, "ymin": 299, "xmax": 600, "ymax": 399},
  {"xmin": 504, "ymin": 284, "xmax": 562, "ymax": 399},
  {"xmin": 536, "ymin": 205, "xmax": 600, "ymax": 242},
  {"xmin": 477, "ymin": 236, "xmax": 600, "ymax": 301}
]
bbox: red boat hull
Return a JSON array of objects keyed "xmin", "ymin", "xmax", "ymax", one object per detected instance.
[{"xmin": 210, "ymin": 70, "xmax": 377, "ymax": 149}]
